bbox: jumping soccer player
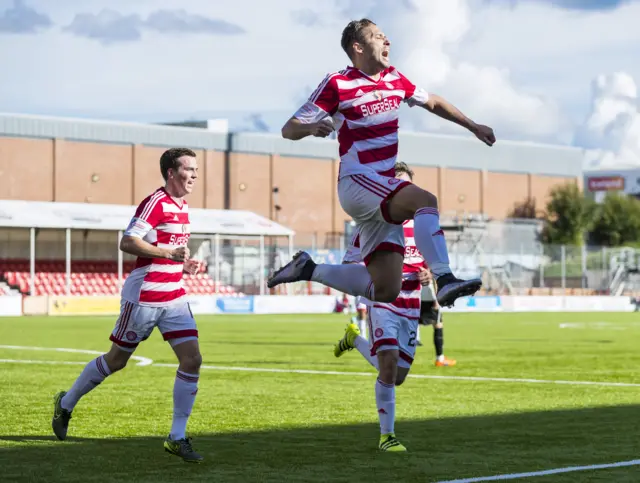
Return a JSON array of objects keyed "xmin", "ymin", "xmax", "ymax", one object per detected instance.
[{"xmin": 268, "ymin": 18, "xmax": 495, "ymax": 311}]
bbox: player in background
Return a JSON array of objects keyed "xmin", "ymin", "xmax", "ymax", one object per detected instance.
[
  {"xmin": 341, "ymin": 229, "xmax": 369, "ymax": 337},
  {"xmin": 51, "ymin": 148, "xmax": 205, "ymax": 463},
  {"xmin": 351, "ymin": 298, "xmax": 368, "ymax": 337},
  {"xmin": 416, "ymin": 247, "xmax": 457, "ymax": 367},
  {"xmin": 269, "ymin": 18, "xmax": 495, "ymax": 310},
  {"xmin": 333, "ymin": 162, "xmax": 432, "ymax": 452}
]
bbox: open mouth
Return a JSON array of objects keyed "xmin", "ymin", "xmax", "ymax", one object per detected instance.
[{"xmin": 382, "ymin": 50, "xmax": 389, "ymax": 59}]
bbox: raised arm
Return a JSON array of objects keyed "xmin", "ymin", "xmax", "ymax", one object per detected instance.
[
  {"xmin": 398, "ymin": 69, "xmax": 496, "ymax": 147},
  {"xmin": 422, "ymin": 94, "xmax": 496, "ymax": 146},
  {"xmin": 282, "ymin": 117, "xmax": 334, "ymax": 141},
  {"xmin": 282, "ymin": 73, "xmax": 339, "ymax": 141}
]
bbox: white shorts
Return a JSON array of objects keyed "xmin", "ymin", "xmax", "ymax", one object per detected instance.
[
  {"xmin": 109, "ymin": 299, "xmax": 198, "ymax": 351},
  {"xmin": 367, "ymin": 305, "xmax": 419, "ymax": 369},
  {"xmin": 338, "ymin": 171, "xmax": 411, "ymax": 264},
  {"xmin": 421, "ymin": 282, "xmax": 437, "ymax": 302}
]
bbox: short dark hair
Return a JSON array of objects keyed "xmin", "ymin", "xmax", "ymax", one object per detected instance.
[
  {"xmin": 341, "ymin": 18, "xmax": 376, "ymax": 59},
  {"xmin": 395, "ymin": 161, "xmax": 414, "ymax": 181},
  {"xmin": 160, "ymin": 148, "xmax": 196, "ymax": 181}
]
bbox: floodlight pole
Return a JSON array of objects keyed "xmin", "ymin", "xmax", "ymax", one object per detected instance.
[
  {"xmin": 214, "ymin": 234, "xmax": 220, "ymax": 293},
  {"xmin": 117, "ymin": 230, "xmax": 123, "ymax": 290},
  {"xmin": 29, "ymin": 227, "xmax": 35, "ymax": 295},
  {"xmin": 259, "ymin": 235, "xmax": 265, "ymax": 296},
  {"xmin": 65, "ymin": 228, "xmax": 71, "ymax": 296}
]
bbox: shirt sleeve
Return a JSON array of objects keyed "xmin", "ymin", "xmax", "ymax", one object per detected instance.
[
  {"xmin": 124, "ymin": 196, "xmax": 162, "ymax": 239},
  {"xmin": 397, "ymin": 69, "xmax": 430, "ymax": 108},
  {"xmin": 292, "ymin": 74, "xmax": 339, "ymax": 124}
]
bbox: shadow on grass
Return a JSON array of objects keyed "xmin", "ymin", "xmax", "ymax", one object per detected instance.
[{"xmin": 1, "ymin": 405, "xmax": 639, "ymax": 483}]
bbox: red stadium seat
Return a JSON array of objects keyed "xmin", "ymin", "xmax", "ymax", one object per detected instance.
[{"xmin": 0, "ymin": 258, "xmax": 243, "ymax": 297}]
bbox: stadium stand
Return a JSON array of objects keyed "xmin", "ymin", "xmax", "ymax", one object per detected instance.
[{"xmin": 0, "ymin": 259, "xmax": 243, "ymax": 297}]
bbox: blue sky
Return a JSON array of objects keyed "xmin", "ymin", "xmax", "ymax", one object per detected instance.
[{"xmin": 0, "ymin": 0, "xmax": 639, "ymax": 160}]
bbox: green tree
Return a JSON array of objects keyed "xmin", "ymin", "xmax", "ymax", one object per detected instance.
[
  {"xmin": 541, "ymin": 183, "xmax": 595, "ymax": 245},
  {"xmin": 508, "ymin": 197, "xmax": 539, "ymax": 219},
  {"xmin": 590, "ymin": 193, "xmax": 640, "ymax": 247}
]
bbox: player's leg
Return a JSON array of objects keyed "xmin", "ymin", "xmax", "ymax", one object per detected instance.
[
  {"xmin": 376, "ymin": 349, "xmax": 406, "ymax": 452},
  {"xmin": 52, "ymin": 301, "xmax": 146, "ymax": 441},
  {"xmin": 159, "ymin": 302, "xmax": 203, "ymax": 463},
  {"xmin": 421, "ymin": 281, "xmax": 456, "ymax": 366},
  {"xmin": 268, "ymin": 248, "xmax": 402, "ymax": 303},
  {"xmin": 433, "ymin": 310, "xmax": 456, "ymax": 367},
  {"xmin": 394, "ymin": 317, "xmax": 419, "ymax": 387},
  {"xmin": 268, "ymin": 176, "xmax": 406, "ymax": 303},
  {"xmin": 334, "ymin": 309, "xmax": 379, "ymax": 369},
  {"xmin": 369, "ymin": 310, "xmax": 406, "ymax": 452},
  {"xmin": 387, "ymin": 183, "xmax": 482, "ymax": 306}
]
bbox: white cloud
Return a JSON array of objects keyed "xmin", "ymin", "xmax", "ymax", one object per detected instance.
[
  {"xmin": 0, "ymin": 0, "xmax": 639, "ymax": 151},
  {"xmin": 580, "ymin": 72, "xmax": 640, "ymax": 169},
  {"xmin": 332, "ymin": 0, "xmax": 566, "ymax": 142}
]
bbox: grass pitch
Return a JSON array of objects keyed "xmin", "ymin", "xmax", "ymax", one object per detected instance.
[{"xmin": 1, "ymin": 311, "xmax": 640, "ymax": 482}]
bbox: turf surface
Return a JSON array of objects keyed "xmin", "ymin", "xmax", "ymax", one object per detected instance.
[{"xmin": 1, "ymin": 312, "xmax": 639, "ymax": 482}]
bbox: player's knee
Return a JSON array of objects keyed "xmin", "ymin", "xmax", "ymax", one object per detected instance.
[
  {"xmin": 179, "ymin": 351, "xmax": 202, "ymax": 373},
  {"xmin": 377, "ymin": 352, "xmax": 398, "ymax": 384},
  {"xmin": 418, "ymin": 190, "xmax": 438, "ymax": 210},
  {"xmin": 103, "ymin": 352, "xmax": 129, "ymax": 372}
]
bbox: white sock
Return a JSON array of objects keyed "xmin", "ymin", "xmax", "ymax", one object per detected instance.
[
  {"xmin": 375, "ymin": 378, "xmax": 396, "ymax": 435},
  {"xmin": 354, "ymin": 335, "xmax": 378, "ymax": 369},
  {"xmin": 312, "ymin": 264, "xmax": 375, "ymax": 299},
  {"xmin": 437, "ymin": 354, "xmax": 445, "ymax": 362},
  {"xmin": 413, "ymin": 207, "xmax": 452, "ymax": 276},
  {"xmin": 170, "ymin": 371, "xmax": 199, "ymax": 440},
  {"xmin": 61, "ymin": 356, "xmax": 112, "ymax": 411},
  {"xmin": 358, "ymin": 318, "xmax": 368, "ymax": 338}
]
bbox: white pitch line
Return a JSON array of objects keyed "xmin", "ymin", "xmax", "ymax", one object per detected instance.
[
  {"xmin": 0, "ymin": 345, "xmax": 153, "ymax": 366},
  {"xmin": 433, "ymin": 459, "xmax": 640, "ymax": 482},
  {"xmin": 0, "ymin": 359, "xmax": 87, "ymax": 365},
  {"xmin": 1, "ymin": 345, "xmax": 638, "ymax": 388},
  {"xmin": 150, "ymin": 363, "xmax": 640, "ymax": 388}
]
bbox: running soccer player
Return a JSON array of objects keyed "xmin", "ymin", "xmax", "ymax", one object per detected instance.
[
  {"xmin": 51, "ymin": 148, "xmax": 204, "ymax": 463},
  {"xmin": 268, "ymin": 18, "xmax": 495, "ymax": 309},
  {"xmin": 333, "ymin": 162, "xmax": 434, "ymax": 452}
]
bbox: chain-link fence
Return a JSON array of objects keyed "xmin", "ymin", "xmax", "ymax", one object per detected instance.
[
  {"xmin": 3, "ymin": 221, "xmax": 636, "ymax": 297},
  {"xmin": 287, "ymin": 220, "xmax": 640, "ymax": 296}
]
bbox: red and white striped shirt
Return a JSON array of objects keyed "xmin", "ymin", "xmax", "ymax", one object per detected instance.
[
  {"xmin": 293, "ymin": 65, "xmax": 429, "ymax": 179},
  {"xmin": 342, "ymin": 220, "xmax": 427, "ymax": 319},
  {"xmin": 122, "ymin": 188, "xmax": 190, "ymax": 306}
]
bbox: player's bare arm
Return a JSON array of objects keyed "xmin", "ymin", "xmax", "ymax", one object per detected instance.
[
  {"xmin": 120, "ymin": 235, "xmax": 189, "ymax": 262},
  {"xmin": 282, "ymin": 117, "xmax": 334, "ymax": 140},
  {"xmin": 422, "ymin": 94, "xmax": 496, "ymax": 146}
]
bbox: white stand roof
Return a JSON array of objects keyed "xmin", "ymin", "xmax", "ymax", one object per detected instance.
[{"xmin": 0, "ymin": 200, "xmax": 294, "ymax": 237}]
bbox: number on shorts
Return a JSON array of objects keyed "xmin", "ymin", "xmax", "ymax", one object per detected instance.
[{"xmin": 408, "ymin": 331, "xmax": 417, "ymax": 347}]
